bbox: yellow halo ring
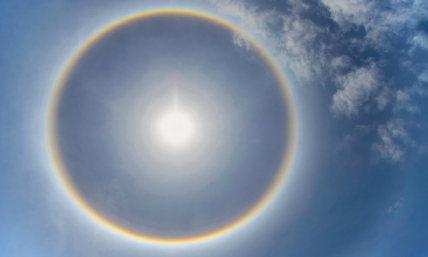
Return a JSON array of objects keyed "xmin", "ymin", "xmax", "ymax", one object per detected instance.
[{"xmin": 46, "ymin": 9, "xmax": 297, "ymax": 245}]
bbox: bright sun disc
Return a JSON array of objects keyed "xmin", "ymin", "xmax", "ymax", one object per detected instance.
[{"xmin": 157, "ymin": 110, "xmax": 194, "ymax": 146}]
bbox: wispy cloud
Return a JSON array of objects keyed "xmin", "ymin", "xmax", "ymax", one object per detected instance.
[
  {"xmin": 418, "ymin": 70, "xmax": 428, "ymax": 84},
  {"xmin": 211, "ymin": 0, "xmax": 389, "ymax": 116},
  {"xmin": 394, "ymin": 90, "xmax": 420, "ymax": 113},
  {"xmin": 320, "ymin": 0, "xmax": 375, "ymax": 27},
  {"xmin": 372, "ymin": 119, "xmax": 411, "ymax": 162},
  {"xmin": 211, "ymin": 0, "xmax": 428, "ymax": 162},
  {"xmin": 411, "ymin": 32, "xmax": 428, "ymax": 51},
  {"xmin": 376, "ymin": 87, "xmax": 392, "ymax": 111},
  {"xmin": 331, "ymin": 63, "xmax": 380, "ymax": 116},
  {"xmin": 386, "ymin": 197, "xmax": 404, "ymax": 214},
  {"xmin": 210, "ymin": 0, "xmax": 327, "ymax": 82},
  {"xmin": 321, "ymin": 0, "xmax": 428, "ymax": 49}
]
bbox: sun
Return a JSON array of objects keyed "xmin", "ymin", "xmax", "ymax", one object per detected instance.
[{"xmin": 157, "ymin": 109, "xmax": 194, "ymax": 147}]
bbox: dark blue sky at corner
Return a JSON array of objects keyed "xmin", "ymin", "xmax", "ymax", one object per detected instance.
[{"xmin": 1, "ymin": 0, "xmax": 428, "ymax": 257}]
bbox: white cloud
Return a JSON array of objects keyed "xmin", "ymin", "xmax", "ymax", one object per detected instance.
[
  {"xmin": 211, "ymin": 0, "xmax": 388, "ymax": 117},
  {"xmin": 210, "ymin": 0, "xmax": 427, "ymax": 162},
  {"xmin": 419, "ymin": 70, "xmax": 428, "ymax": 83},
  {"xmin": 331, "ymin": 55, "xmax": 352, "ymax": 70},
  {"xmin": 386, "ymin": 197, "xmax": 404, "ymax": 214},
  {"xmin": 331, "ymin": 63, "xmax": 380, "ymax": 116},
  {"xmin": 411, "ymin": 32, "xmax": 428, "ymax": 50},
  {"xmin": 372, "ymin": 119, "xmax": 410, "ymax": 162},
  {"xmin": 376, "ymin": 87, "xmax": 392, "ymax": 111},
  {"xmin": 320, "ymin": 0, "xmax": 374, "ymax": 27},
  {"xmin": 373, "ymin": 126, "xmax": 403, "ymax": 162},
  {"xmin": 276, "ymin": 16, "xmax": 325, "ymax": 81},
  {"xmin": 386, "ymin": 119, "xmax": 409, "ymax": 140},
  {"xmin": 232, "ymin": 31, "xmax": 252, "ymax": 50},
  {"xmin": 395, "ymin": 90, "xmax": 420, "ymax": 113},
  {"xmin": 210, "ymin": 0, "xmax": 328, "ymax": 81},
  {"xmin": 321, "ymin": 0, "xmax": 428, "ymax": 49},
  {"xmin": 407, "ymin": 71, "xmax": 428, "ymax": 96},
  {"xmin": 210, "ymin": 0, "xmax": 273, "ymax": 40},
  {"xmin": 211, "ymin": 0, "xmax": 427, "ymax": 83}
]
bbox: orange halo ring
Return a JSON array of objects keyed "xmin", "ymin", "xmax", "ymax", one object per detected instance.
[{"xmin": 46, "ymin": 9, "xmax": 297, "ymax": 245}]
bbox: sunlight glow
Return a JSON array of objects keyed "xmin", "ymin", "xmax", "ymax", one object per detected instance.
[{"xmin": 157, "ymin": 109, "xmax": 194, "ymax": 146}]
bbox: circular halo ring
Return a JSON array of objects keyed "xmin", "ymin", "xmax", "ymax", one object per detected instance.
[{"xmin": 46, "ymin": 9, "xmax": 297, "ymax": 245}]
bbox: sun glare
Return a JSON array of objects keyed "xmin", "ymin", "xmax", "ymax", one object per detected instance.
[{"xmin": 157, "ymin": 109, "xmax": 194, "ymax": 146}]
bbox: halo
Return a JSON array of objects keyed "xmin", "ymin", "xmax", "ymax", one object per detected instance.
[{"xmin": 46, "ymin": 10, "xmax": 297, "ymax": 245}]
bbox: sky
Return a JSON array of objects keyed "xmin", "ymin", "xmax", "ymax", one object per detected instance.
[{"xmin": 1, "ymin": 0, "xmax": 428, "ymax": 257}]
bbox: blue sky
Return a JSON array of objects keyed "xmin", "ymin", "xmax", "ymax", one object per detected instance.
[{"xmin": 1, "ymin": 0, "xmax": 428, "ymax": 256}]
